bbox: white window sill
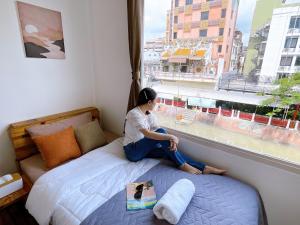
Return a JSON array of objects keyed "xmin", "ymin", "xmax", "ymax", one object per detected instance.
[{"xmin": 165, "ymin": 126, "xmax": 300, "ymax": 175}]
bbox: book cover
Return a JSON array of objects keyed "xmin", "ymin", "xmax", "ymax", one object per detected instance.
[{"xmin": 126, "ymin": 180, "xmax": 157, "ymax": 211}]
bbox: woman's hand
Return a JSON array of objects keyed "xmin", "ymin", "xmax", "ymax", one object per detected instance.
[{"xmin": 169, "ymin": 135, "xmax": 179, "ymax": 151}]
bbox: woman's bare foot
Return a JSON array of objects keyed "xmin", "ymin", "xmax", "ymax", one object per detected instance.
[
  {"xmin": 203, "ymin": 166, "xmax": 226, "ymax": 175},
  {"xmin": 180, "ymin": 163, "xmax": 202, "ymax": 175}
]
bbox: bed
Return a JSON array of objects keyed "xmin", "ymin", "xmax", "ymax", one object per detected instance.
[{"xmin": 8, "ymin": 107, "xmax": 267, "ymax": 225}]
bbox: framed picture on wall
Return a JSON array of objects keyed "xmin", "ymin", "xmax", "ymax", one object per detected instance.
[{"xmin": 16, "ymin": 1, "xmax": 65, "ymax": 59}]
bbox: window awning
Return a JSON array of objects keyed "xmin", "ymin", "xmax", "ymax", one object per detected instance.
[
  {"xmin": 195, "ymin": 50, "xmax": 206, "ymax": 57},
  {"xmin": 161, "ymin": 51, "xmax": 170, "ymax": 59},
  {"xmin": 174, "ymin": 48, "xmax": 191, "ymax": 56}
]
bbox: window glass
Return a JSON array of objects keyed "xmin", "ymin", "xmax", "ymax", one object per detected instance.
[
  {"xmin": 284, "ymin": 37, "xmax": 298, "ymax": 48},
  {"xmin": 186, "ymin": 0, "xmax": 193, "ymax": 5},
  {"xmin": 280, "ymin": 56, "xmax": 293, "ymax": 66},
  {"xmin": 174, "ymin": 16, "xmax": 178, "ymax": 24},
  {"xmin": 295, "ymin": 56, "xmax": 300, "ymax": 66},
  {"xmin": 201, "ymin": 11, "xmax": 209, "ymax": 20},
  {"xmin": 219, "ymin": 28, "xmax": 224, "ymax": 36},
  {"xmin": 199, "ymin": 29, "xmax": 208, "ymax": 37},
  {"xmin": 221, "ymin": 9, "xmax": 226, "ymax": 18},
  {"xmin": 144, "ymin": 0, "xmax": 300, "ymax": 166},
  {"xmin": 218, "ymin": 45, "xmax": 222, "ymax": 53}
]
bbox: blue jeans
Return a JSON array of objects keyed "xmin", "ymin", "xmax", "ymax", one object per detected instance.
[{"xmin": 123, "ymin": 128, "xmax": 206, "ymax": 171}]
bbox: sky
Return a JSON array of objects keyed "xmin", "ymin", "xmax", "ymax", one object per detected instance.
[{"xmin": 144, "ymin": 0, "xmax": 257, "ymax": 46}]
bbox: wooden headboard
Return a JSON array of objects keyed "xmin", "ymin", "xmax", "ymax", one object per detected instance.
[{"xmin": 8, "ymin": 107, "xmax": 101, "ymax": 167}]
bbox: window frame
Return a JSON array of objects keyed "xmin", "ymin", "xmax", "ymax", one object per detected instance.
[
  {"xmin": 142, "ymin": 0, "xmax": 300, "ymax": 173},
  {"xmin": 295, "ymin": 56, "xmax": 300, "ymax": 66},
  {"xmin": 289, "ymin": 16, "xmax": 300, "ymax": 29},
  {"xmin": 167, "ymin": 127, "xmax": 300, "ymax": 174},
  {"xmin": 284, "ymin": 37, "xmax": 298, "ymax": 48}
]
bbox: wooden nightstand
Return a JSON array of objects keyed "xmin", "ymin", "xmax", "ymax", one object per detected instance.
[{"xmin": 0, "ymin": 174, "xmax": 32, "ymax": 211}]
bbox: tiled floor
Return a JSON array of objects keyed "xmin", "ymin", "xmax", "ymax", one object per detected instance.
[{"xmin": 0, "ymin": 201, "xmax": 37, "ymax": 225}]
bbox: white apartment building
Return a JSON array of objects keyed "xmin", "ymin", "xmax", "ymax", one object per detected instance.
[{"xmin": 260, "ymin": 6, "xmax": 300, "ymax": 82}]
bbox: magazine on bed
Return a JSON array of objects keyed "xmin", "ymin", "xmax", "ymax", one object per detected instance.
[{"xmin": 126, "ymin": 180, "xmax": 157, "ymax": 211}]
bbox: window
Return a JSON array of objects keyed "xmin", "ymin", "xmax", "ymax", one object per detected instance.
[
  {"xmin": 289, "ymin": 16, "xmax": 300, "ymax": 29},
  {"xmin": 277, "ymin": 73, "xmax": 289, "ymax": 79},
  {"xmin": 199, "ymin": 29, "xmax": 207, "ymax": 37},
  {"xmin": 280, "ymin": 56, "xmax": 293, "ymax": 66},
  {"xmin": 218, "ymin": 45, "xmax": 222, "ymax": 53},
  {"xmin": 144, "ymin": 0, "xmax": 300, "ymax": 166},
  {"xmin": 174, "ymin": 16, "xmax": 178, "ymax": 24},
  {"xmin": 259, "ymin": 43, "xmax": 266, "ymax": 54},
  {"xmin": 295, "ymin": 56, "xmax": 300, "ymax": 66},
  {"xmin": 173, "ymin": 32, "xmax": 177, "ymax": 39},
  {"xmin": 221, "ymin": 9, "xmax": 226, "ymax": 18},
  {"xmin": 201, "ymin": 11, "xmax": 209, "ymax": 20},
  {"xmin": 219, "ymin": 28, "xmax": 224, "ymax": 36},
  {"xmin": 180, "ymin": 65, "xmax": 188, "ymax": 72},
  {"xmin": 284, "ymin": 37, "xmax": 298, "ymax": 48},
  {"xmin": 186, "ymin": 0, "xmax": 193, "ymax": 5}
]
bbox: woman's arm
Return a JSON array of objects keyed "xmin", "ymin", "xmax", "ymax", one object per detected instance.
[
  {"xmin": 140, "ymin": 128, "xmax": 179, "ymax": 151},
  {"xmin": 140, "ymin": 128, "xmax": 171, "ymax": 140}
]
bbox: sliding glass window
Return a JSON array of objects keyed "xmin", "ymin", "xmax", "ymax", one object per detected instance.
[{"xmin": 143, "ymin": 0, "xmax": 300, "ymax": 165}]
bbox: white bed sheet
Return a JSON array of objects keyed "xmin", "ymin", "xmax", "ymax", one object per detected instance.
[{"xmin": 25, "ymin": 138, "xmax": 160, "ymax": 225}]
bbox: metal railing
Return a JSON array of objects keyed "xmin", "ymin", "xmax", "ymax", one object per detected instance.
[{"xmin": 217, "ymin": 78, "xmax": 276, "ymax": 94}]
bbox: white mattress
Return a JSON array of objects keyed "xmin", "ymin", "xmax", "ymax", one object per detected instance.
[{"xmin": 25, "ymin": 138, "xmax": 160, "ymax": 225}]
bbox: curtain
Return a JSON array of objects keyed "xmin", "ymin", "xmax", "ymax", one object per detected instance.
[{"xmin": 126, "ymin": 0, "xmax": 144, "ymax": 112}]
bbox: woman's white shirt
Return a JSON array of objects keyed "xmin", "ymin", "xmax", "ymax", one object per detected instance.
[{"xmin": 123, "ymin": 107, "xmax": 159, "ymax": 146}]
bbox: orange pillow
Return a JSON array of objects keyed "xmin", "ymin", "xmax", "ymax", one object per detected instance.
[{"xmin": 32, "ymin": 127, "xmax": 81, "ymax": 169}]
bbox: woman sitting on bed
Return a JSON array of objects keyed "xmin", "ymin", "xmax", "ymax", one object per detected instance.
[{"xmin": 123, "ymin": 87, "xmax": 226, "ymax": 175}]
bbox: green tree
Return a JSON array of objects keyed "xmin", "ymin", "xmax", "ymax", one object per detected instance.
[{"xmin": 259, "ymin": 73, "xmax": 300, "ymax": 120}]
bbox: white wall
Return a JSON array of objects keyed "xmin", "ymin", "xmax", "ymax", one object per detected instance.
[
  {"xmin": 0, "ymin": 0, "xmax": 95, "ymax": 174},
  {"xmin": 89, "ymin": 0, "xmax": 131, "ymax": 135}
]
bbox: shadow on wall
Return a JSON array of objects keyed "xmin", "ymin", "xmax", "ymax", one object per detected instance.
[{"xmin": 0, "ymin": 127, "xmax": 17, "ymax": 174}]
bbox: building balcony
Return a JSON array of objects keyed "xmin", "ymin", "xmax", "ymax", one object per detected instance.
[
  {"xmin": 282, "ymin": 48, "xmax": 300, "ymax": 54},
  {"xmin": 287, "ymin": 28, "xmax": 300, "ymax": 35},
  {"xmin": 277, "ymin": 66, "xmax": 300, "ymax": 73},
  {"xmin": 278, "ymin": 66, "xmax": 292, "ymax": 72}
]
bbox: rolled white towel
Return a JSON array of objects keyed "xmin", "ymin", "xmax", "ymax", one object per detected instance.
[{"xmin": 153, "ymin": 179, "xmax": 195, "ymax": 224}]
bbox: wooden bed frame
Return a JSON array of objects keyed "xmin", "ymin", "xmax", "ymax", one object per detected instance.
[{"xmin": 8, "ymin": 107, "xmax": 119, "ymax": 172}]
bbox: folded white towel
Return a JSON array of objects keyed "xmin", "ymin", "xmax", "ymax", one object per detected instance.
[{"xmin": 153, "ymin": 179, "xmax": 195, "ymax": 224}]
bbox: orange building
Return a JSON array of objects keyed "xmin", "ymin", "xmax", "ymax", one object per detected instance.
[{"xmin": 166, "ymin": 0, "xmax": 239, "ymax": 74}]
